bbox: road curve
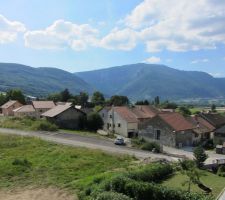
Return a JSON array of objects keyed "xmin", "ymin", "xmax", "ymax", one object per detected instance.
[{"xmin": 0, "ymin": 128, "xmax": 178, "ymax": 161}]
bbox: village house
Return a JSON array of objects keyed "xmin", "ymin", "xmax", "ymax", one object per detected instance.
[
  {"xmin": 187, "ymin": 115, "xmax": 215, "ymax": 145},
  {"xmin": 99, "ymin": 105, "xmax": 159, "ymax": 138},
  {"xmin": 0, "ymin": 100, "xmax": 23, "ymax": 116},
  {"xmin": 13, "ymin": 105, "xmax": 36, "ymax": 118},
  {"xmin": 139, "ymin": 112, "xmax": 195, "ymax": 147},
  {"xmin": 107, "ymin": 106, "xmax": 139, "ymax": 138},
  {"xmin": 199, "ymin": 113, "xmax": 225, "ymax": 129},
  {"xmin": 41, "ymin": 104, "xmax": 86, "ymax": 129},
  {"xmin": 32, "ymin": 101, "xmax": 55, "ymax": 118}
]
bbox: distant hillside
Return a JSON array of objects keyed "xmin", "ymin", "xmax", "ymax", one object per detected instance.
[
  {"xmin": 0, "ymin": 63, "xmax": 93, "ymax": 97},
  {"xmin": 76, "ymin": 63, "xmax": 225, "ymax": 100}
]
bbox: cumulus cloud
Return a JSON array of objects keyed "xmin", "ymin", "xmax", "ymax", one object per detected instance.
[
  {"xmin": 0, "ymin": 15, "xmax": 26, "ymax": 44},
  {"xmin": 123, "ymin": 0, "xmax": 225, "ymax": 52},
  {"xmin": 99, "ymin": 28, "xmax": 137, "ymax": 51},
  {"xmin": 24, "ymin": 20, "xmax": 98, "ymax": 50},
  {"xmin": 144, "ymin": 56, "xmax": 161, "ymax": 63},
  {"xmin": 191, "ymin": 59, "xmax": 209, "ymax": 64}
]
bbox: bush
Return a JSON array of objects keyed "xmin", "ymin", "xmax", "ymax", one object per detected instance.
[
  {"xmin": 31, "ymin": 120, "xmax": 58, "ymax": 131},
  {"xmin": 193, "ymin": 146, "xmax": 208, "ymax": 168},
  {"xmin": 86, "ymin": 112, "xmax": 103, "ymax": 131},
  {"xmin": 96, "ymin": 192, "xmax": 133, "ymax": 200},
  {"xmin": 126, "ymin": 163, "xmax": 173, "ymax": 183},
  {"xmin": 105, "ymin": 176, "xmax": 210, "ymax": 200},
  {"xmin": 217, "ymin": 165, "xmax": 225, "ymax": 177},
  {"xmin": 141, "ymin": 141, "xmax": 161, "ymax": 153}
]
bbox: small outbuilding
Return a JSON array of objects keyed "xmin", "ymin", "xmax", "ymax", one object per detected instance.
[
  {"xmin": 41, "ymin": 104, "xmax": 86, "ymax": 129},
  {"xmin": 13, "ymin": 105, "xmax": 36, "ymax": 118},
  {"xmin": 0, "ymin": 100, "xmax": 23, "ymax": 116}
]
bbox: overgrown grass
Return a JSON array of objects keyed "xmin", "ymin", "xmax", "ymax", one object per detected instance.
[
  {"xmin": 0, "ymin": 116, "xmax": 58, "ymax": 131},
  {"xmin": 0, "ymin": 134, "xmax": 134, "ymax": 198},
  {"xmin": 162, "ymin": 171, "xmax": 225, "ymax": 197}
]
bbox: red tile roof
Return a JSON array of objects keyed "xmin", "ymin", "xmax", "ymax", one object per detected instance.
[
  {"xmin": 131, "ymin": 105, "xmax": 158, "ymax": 119},
  {"xmin": 159, "ymin": 112, "xmax": 195, "ymax": 131},
  {"xmin": 113, "ymin": 106, "xmax": 138, "ymax": 123}
]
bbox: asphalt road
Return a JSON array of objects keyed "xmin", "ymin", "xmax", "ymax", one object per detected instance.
[{"xmin": 0, "ymin": 128, "xmax": 178, "ymax": 161}]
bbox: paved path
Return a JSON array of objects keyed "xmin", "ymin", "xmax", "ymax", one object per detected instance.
[
  {"xmin": 0, "ymin": 128, "xmax": 178, "ymax": 161},
  {"xmin": 217, "ymin": 187, "xmax": 225, "ymax": 200}
]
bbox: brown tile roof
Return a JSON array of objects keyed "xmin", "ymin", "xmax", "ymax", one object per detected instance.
[
  {"xmin": 32, "ymin": 101, "xmax": 55, "ymax": 109},
  {"xmin": 131, "ymin": 105, "xmax": 158, "ymax": 119},
  {"xmin": 13, "ymin": 105, "xmax": 35, "ymax": 113},
  {"xmin": 114, "ymin": 106, "xmax": 138, "ymax": 123},
  {"xmin": 200, "ymin": 113, "xmax": 225, "ymax": 128},
  {"xmin": 187, "ymin": 116, "xmax": 215, "ymax": 134},
  {"xmin": 41, "ymin": 104, "xmax": 71, "ymax": 118},
  {"xmin": 159, "ymin": 112, "xmax": 195, "ymax": 131},
  {"xmin": 0, "ymin": 100, "xmax": 19, "ymax": 109}
]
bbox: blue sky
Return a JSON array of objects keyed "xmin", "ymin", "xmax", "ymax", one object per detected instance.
[{"xmin": 0, "ymin": 0, "xmax": 225, "ymax": 76}]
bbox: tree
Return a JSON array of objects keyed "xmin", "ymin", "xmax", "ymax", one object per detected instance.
[
  {"xmin": 60, "ymin": 88, "xmax": 71, "ymax": 102},
  {"xmin": 154, "ymin": 96, "xmax": 160, "ymax": 105},
  {"xmin": 47, "ymin": 93, "xmax": 62, "ymax": 102},
  {"xmin": 6, "ymin": 89, "xmax": 25, "ymax": 104},
  {"xmin": 78, "ymin": 92, "xmax": 89, "ymax": 107},
  {"xmin": 211, "ymin": 104, "xmax": 216, "ymax": 112},
  {"xmin": 162, "ymin": 101, "xmax": 178, "ymax": 109},
  {"xmin": 109, "ymin": 95, "xmax": 129, "ymax": 106},
  {"xmin": 91, "ymin": 91, "xmax": 105, "ymax": 105},
  {"xmin": 86, "ymin": 112, "xmax": 103, "ymax": 131},
  {"xmin": 0, "ymin": 93, "xmax": 6, "ymax": 106},
  {"xmin": 193, "ymin": 146, "xmax": 208, "ymax": 168},
  {"xmin": 179, "ymin": 106, "xmax": 191, "ymax": 116},
  {"xmin": 179, "ymin": 160, "xmax": 202, "ymax": 192},
  {"xmin": 135, "ymin": 100, "xmax": 149, "ymax": 105}
]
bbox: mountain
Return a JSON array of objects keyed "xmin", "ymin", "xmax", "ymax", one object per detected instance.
[
  {"xmin": 76, "ymin": 63, "xmax": 225, "ymax": 100},
  {"xmin": 0, "ymin": 63, "xmax": 93, "ymax": 96}
]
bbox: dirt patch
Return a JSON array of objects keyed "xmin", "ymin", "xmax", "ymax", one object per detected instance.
[{"xmin": 0, "ymin": 187, "xmax": 77, "ymax": 200}]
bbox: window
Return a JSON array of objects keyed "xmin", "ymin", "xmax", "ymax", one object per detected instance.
[
  {"xmin": 110, "ymin": 114, "xmax": 112, "ymax": 118},
  {"xmin": 118, "ymin": 123, "xmax": 121, "ymax": 127},
  {"xmin": 156, "ymin": 130, "xmax": 161, "ymax": 140}
]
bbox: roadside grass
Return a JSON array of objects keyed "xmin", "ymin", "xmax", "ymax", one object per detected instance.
[
  {"xmin": 0, "ymin": 133, "xmax": 134, "ymax": 198},
  {"xmin": 0, "ymin": 116, "xmax": 57, "ymax": 131},
  {"xmin": 162, "ymin": 171, "xmax": 225, "ymax": 197}
]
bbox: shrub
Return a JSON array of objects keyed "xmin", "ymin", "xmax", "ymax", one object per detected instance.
[
  {"xmin": 12, "ymin": 158, "xmax": 32, "ymax": 168},
  {"xmin": 31, "ymin": 120, "xmax": 58, "ymax": 131},
  {"xmin": 193, "ymin": 146, "xmax": 208, "ymax": 168},
  {"xmin": 217, "ymin": 165, "xmax": 225, "ymax": 177},
  {"xmin": 126, "ymin": 163, "xmax": 173, "ymax": 183},
  {"xmin": 96, "ymin": 192, "xmax": 132, "ymax": 200},
  {"xmin": 141, "ymin": 141, "xmax": 161, "ymax": 153},
  {"xmin": 86, "ymin": 112, "xmax": 103, "ymax": 131}
]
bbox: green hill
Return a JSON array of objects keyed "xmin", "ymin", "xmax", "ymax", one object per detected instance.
[
  {"xmin": 76, "ymin": 63, "xmax": 225, "ymax": 100},
  {"xmin": 0, "ymin": 63, "xmax": 93, "ymax": 97}
]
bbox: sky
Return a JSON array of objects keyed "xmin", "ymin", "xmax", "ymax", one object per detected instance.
[{"xmin": 0, "ymin": 0, "xmax": 225, "ymax": 76}]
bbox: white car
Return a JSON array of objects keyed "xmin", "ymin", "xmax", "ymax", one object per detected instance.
[{"xmin": 114, "ymin": 137, "xmax": 125, "ymax": 145}]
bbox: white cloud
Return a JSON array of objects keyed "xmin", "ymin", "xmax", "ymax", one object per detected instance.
[
  {"xmin": 144, "ymin": 56, "xmax": 161, "ymax": 63},
  {"xmin": 0, "ymin": 15, "xmax": 26, "ymax": 44},
  {"xmin": 191, "ymin": 58, "xmax": 209, "ymax": 64},
  {"xmin": 99, "ymin": 28, "xmax": 137, "ymax": 51},
  {"xmin": 24, "ymin": 19, "xmax": 98, "ymax": 51},
  {"xmin": 123, "ymin": 0, "xmax": 225, "ymax": 52}
]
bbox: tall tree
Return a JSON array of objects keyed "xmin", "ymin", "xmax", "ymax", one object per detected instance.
[
  {"xmin": 78, "ymin": 92, "xmax": 89, "ymax": 107},
  {"xmin": 154, "ymin": 96, "xmax": 160, "ymax": 105},
  {"xmin": 193, "ymin": 146, "xmax": 208, "ymax": 168},
  {"xmin": 6, "ymin": 89, "xmax": 25, "ymax": 104},
  {"xmin": 211, "ymin": 104, "xmax": 216, "ymax": 112},
  {"xmin": 109, "ymin": 95, "xmax": 129, "ymax": 106},
  {"xmin": 91, "ymin": 91, "xmax": 105, "ymax": 105},
  {"xmin": 60, "ymin": 88, "xmax": 71, "ymax": 102},
  {"xmin": 0, "ymin": 93, "xmax": 6, "ymax": 106}
]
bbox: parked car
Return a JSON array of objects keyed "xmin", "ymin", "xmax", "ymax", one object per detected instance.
[{"xmin": 114, "ymin": 137, "xmax": 125, "ymax": 145}]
